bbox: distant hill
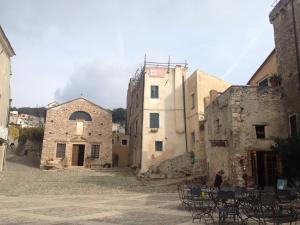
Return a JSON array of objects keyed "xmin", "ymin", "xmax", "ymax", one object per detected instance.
[{"xmin": 11, "ymin": 107, "xmax": 47, "ymax": 118}]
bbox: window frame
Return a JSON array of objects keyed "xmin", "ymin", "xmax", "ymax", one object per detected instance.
[
  {"xmin": 150, "ymin": 85, "xmax": 159, "ymax": 99},
  {"xmin": 56, "ymin": 143, "xmax": 66, "ymax": 158},
  {"xmin": 258, "ymin": 78, "xmax": 269, "ymax": 87},
  {"xmin": 191, "ymin": 93, "xmax": 195, "ymax": 109},
  {"xmin": 121, "ymin": 139, "xmax": 128, "ymax": 146},
  {"xmin": 155, "ymin": 141, "xmax": 163, "ymax": 151},
  {"xmin": 150, "ymin": 113, "xmax": 159, "ymax": 128},
  {"xmin": 191, "ymin": 131, "xmax": 195, "ymax": 145},
  {"xmin": 255, "ymin": 125, "xmax": 266, "ymax": 139},
  {"xmin": 91, "ymin": 144, "xmax": 100, "ymax": 159}
]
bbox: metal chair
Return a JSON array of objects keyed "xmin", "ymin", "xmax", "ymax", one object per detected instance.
[{"xmin": 216, "ymin": 191, "xmax": 240, "ymax": 225}]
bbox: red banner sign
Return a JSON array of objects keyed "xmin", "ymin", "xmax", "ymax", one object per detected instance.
[{"xmin": 149, "ymin": 68, "xmax": 166, "ymax": 78}]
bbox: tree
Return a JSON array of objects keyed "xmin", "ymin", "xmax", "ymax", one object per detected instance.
[
  {"xmin": 112, "ymin": 108, "xmax": 126, "ymax": 124},
  {"xmin": 271, "ymin": 137, "xmax": 300, "ymax": 186},
  {"xmin": 18, "ymin": 127, "xmax": 44, "ymax": 144}
]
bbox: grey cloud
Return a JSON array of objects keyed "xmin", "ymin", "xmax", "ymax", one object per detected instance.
[{"xmin": 55, "ymin": 60, "xmax": 134, "ymax": 109}]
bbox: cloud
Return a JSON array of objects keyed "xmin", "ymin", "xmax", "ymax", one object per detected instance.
[{"xmin": 54, "ymin": 59, "xmax": 134, "ymax": 109}]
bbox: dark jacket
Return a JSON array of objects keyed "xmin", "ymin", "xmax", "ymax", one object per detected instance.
[{"xmin": 214, "ymin": 174, "xmax": 223, "ymax": 189}]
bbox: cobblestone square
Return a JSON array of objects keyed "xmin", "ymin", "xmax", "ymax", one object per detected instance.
[{"xmin": 0, "ymin": 154, "xmax": 196, "ymax": 225}]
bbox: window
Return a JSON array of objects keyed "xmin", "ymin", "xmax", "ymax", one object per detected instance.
[
  {"xmin": 210, "ymin": 140, "xmax": 228, "ymax": 147},
  {"xmin": 289, "ymin": 114, "xmax": 298, "ymax": 138},
  {"xmin": 136, "ymin": 94, "xmax": 138, "ymax": 108},
  {"xmin": 91, "ymin": 145, "xmax": 100, "ymax": 159},
  {"xmin": 151, "ymin": 85, "xmax": 159, "ymax": 98},
  {"xmin": 191, "ymin": 93, "xmax": 195, "ymax": 109},
  {"xmin": 135, "ymin": 120, "xmax": 138, "ymax": 134},
  {"xmin": 56, "ymin": 143, "xmax": 66, "ymax": 158},
  {"xmin": 112, "ymin": 139, "xmax": 114, "ymax": 144},
  {"xmin": 216, "ymin": 119, "xmax": 221, "ymax": 132},
  {"xmin": 155, "ymin": 141, "xmax": 163, "ymax": 151},
  {"xmin": 255, "ymin": 125, "xmax": 266, "ymax": 139},
  {"xmin": 69, "ymin": 111, "xmax": 92, "ymax": 121},
  {"xmin": 259, "ymin": 78, "xmax": 269, "ymax": 87},
  {"xmin": 150, "ymin": 113, "xmax": 159, "ymax": 128},
  {"xmin": 191, "ymin": 132, "xmax": 195, "ymax": 144},
  {"xmin": 121, "ymin": 139, "xmax": 128, "ymax": 146}
]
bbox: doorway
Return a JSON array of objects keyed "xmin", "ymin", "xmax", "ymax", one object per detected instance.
[
  {"xmin": 251, "ymin": 151, "xmax": 281, "ymax": 188},
  {"xmin": 72, "ymin": 144, "xmax": 85, "ymax": 166}
]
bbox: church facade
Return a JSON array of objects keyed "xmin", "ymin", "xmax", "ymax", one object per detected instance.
[{"xmin": 40, "ymin": 98, "xmax": 112, "ymax": 169}]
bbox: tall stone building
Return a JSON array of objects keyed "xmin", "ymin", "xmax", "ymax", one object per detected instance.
[
  {"xmin": 126, "ymin": 61, "xmax": 188, "ymax": 173},
  {"xmin": 185, "ymin": 70, "xmax": 230, "ymax": 174},
  {"xmin": 0, "ymin": 25, "xmax": 15, "ymax": 171},
  {"xmin": 41, "ymin": 98, "xmax": 112, "ymax": 168},
  {"xmin": 204, "ymin": 86, "xmax": 288, "ymax": 187},
  {"xmin": 270, "ymin": 0, "xmax": 300, "ymax": 138}
]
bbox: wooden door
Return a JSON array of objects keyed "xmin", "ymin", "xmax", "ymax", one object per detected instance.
[
  {"xmin": 72, "ymin": 145, "xmax": 79, "ymax": 166},
  {"xmin": 264, "ymin": 152, "xmax": 279, "ymax": 186}
]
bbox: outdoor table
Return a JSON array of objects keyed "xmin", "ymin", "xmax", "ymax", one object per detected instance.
[{"xmin": 279, "ymin": 201, "xmax": 300, "ymax": 211}]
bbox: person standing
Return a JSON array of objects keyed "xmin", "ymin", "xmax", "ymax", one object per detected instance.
[{"xmin": 214, "ymin": 170, "xmax": 224, "ymax": 190}]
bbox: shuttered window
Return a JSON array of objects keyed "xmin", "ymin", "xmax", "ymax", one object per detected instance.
[
  {"xmin": 56, "ymin": 143, "xmax": 66, "ymax": 158},
  {"xmin": 91, "ymin": 145, "xmax": 100, "ymax": 159},
  {"xmin": 155, "ymin": 141, "xmax": 163, "ymax": 151},
  {"xmin": 150, "ymin": 113, "xmax": 159, "ymax": 128},
  {"xmin": 151, "ymin": 85, "xmax": 159, "ymax": 98}
]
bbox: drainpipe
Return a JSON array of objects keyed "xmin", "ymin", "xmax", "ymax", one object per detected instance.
[{"xmin": 291, "ymin": 0, "xmax": 300, "ymax": 90}]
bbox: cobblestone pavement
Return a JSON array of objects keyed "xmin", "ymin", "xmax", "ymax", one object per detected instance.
[
  {"xmin": 1, "ymin": 154, "xmax": 284, "ymax": 225},
  {"xmin": 0, "ymin": 154, "xmax": 197, "ymax": 225}
]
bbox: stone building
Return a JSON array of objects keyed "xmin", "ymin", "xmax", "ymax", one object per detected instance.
[
  {"xmin": 247, "ymin": 49, "xmax": 278, "ymax": 87},
  {"xmin": 0, "ymin": 25, "xmax": 15, "ymax": 171},
  {"xmin": 185, "ymin": 70, "xmax": 230, "ymax": 174},
  {"xmin": 41, "ymin": 98, "xmax": 112, "ymax": 169},
  {"xmin": 112, "ymin": 133, "xmax": 129, "ymax": 167},
  {"xmin": 270, "ymin": 0, "xmax": 300, "ymax": 138},
  {"xmin": 126, "ymin": 61, "xmax": 188, "ymax": 173},
  {"xmin": 204, "ymin": 86, "xmax": 288, "ymax": 187}
]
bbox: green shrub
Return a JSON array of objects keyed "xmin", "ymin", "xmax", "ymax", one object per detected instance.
[{"xmin": 18, "ymin": 127, "xmax": 44, "ymax": 144}]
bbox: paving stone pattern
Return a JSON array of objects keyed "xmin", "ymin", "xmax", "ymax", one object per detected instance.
[{"xmin": 0, "ymin": 154, "xmax": 281, "ymax": 225}]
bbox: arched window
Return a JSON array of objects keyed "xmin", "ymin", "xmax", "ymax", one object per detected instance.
[{"xmin": 69, "ymin": 111, "xmax": 92, "ymax": 121}]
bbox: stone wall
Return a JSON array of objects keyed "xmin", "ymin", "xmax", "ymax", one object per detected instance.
[
  {"xmin": 270, "ymin": 0, "xmax": 300, "ymax": 138},
  {"xmin": 205, "ymin": 86, "xmax": 288, "ymax": 186},
  {"xmin": 112, "ymin": 133, "xmax": 129, "ymax": 167},
  {"xmin": 41, "ymin": 98, "xmax": 112, "ymax": 168}
]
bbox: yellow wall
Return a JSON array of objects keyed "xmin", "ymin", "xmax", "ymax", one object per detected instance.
[
  {"xmin": 247, "ymin": 50, "xmax": 278, "ymax": 86},
  {"xmin": 185, "ymin": 70, "xmax": 231, "ymax": 174}
]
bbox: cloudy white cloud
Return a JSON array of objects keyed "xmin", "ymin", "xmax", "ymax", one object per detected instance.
[{"xmin": 0, "ymin": 0, "xmax": 276, "ymax": 108}]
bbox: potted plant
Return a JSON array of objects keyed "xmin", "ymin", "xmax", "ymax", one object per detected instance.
[{"xmin": 269, "ymin": 74, "xmax": 282, "ymax": 87}]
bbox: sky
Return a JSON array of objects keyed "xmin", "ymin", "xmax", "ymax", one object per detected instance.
[{"xmin": 0, "ymin": 0, "xmax": 276, "ymax": 109}]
